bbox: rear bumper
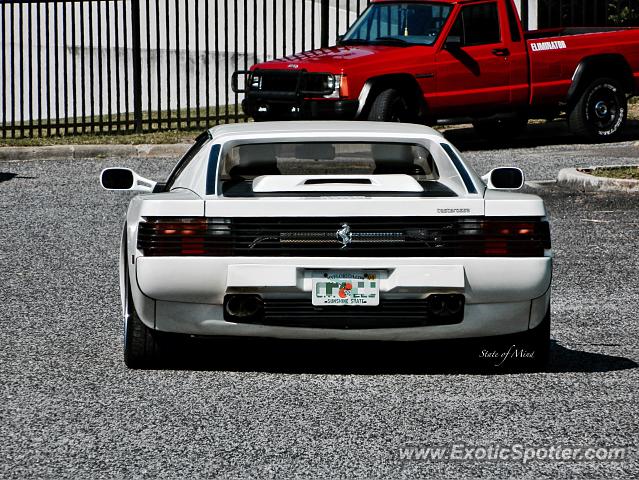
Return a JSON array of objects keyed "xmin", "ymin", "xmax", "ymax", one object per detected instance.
[
  {"xmin": 152, "ymin": 296, "xmax": 548, "ymax": 341},
  {"xmin": 129, "ymin": 256, "xmax": 552, "ymax": 340},
  {"xmin": 243, "ymin": 97, "xmax": 359, "ymax": 120}
]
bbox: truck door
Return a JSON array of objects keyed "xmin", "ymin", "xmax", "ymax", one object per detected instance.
[{"xmin": 432, "ymin": 1, "xmax": 511, "ymax": 117}]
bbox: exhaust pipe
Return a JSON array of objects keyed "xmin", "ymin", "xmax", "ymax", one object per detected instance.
[
  {"xmin": 427, "ymin": 294, "xmax": 465, "ymax": 317},
  {"xmin": 224, "ymin": 294, "xmax": 263, "ymax": 320}
]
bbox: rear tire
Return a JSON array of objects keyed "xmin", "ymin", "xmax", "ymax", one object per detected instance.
[
  {"xmin": 473, "ymin": 309, "xmax": 550, "ymax": 372},
  {"xmin": 520, "ymin": 310, "xmax": 551, "ymax": 371},
  {"xmin": 568, "ymin": 77, "xmax": 627, "ymax": 139},
  {"xmin": 472, "ymin": 115, "xmax": 528, "ymax": 142},
  {"xmin": 123, "ymin": 268, "xmax": 162, "ymax": 369},
  {"xmin": 368, "ymin": 88, "xmax": 412, "ymax": 122}
]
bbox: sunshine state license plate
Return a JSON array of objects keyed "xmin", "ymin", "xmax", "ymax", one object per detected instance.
[{"xmin": 311, "ymin": 271, "xmax": 380, "ymax": 306}]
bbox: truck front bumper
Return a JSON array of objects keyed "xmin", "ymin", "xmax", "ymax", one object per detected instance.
[{"xmin": 243, "ymin": 97, "xmax": 359, "ymax": 120}]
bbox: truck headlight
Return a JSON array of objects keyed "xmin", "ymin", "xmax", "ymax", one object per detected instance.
[
  {"xmin": 250, "ymin": 74, "xmax": 262, "ymax": 90},
  {"xmin": 323, "ymin": 74, "xmax": 343, "ymax": 99}
]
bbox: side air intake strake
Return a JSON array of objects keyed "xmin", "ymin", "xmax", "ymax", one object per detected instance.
[{"xmin": 137, "ymin": 217, "xmax": 550, "ymax": 257}]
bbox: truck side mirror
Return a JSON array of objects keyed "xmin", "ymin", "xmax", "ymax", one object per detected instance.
[
  {"xmin": 445, "ymin": 36, "xmax": 462, "ymax": 49},
  {"xmin": 482, "ymin": 167, "xmax": 525, "ymax": 190},
  {"xmin": 100, "ymin": 168, "xmax": 157, "ymax": 192}
]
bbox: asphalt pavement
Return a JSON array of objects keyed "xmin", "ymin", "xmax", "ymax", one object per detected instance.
[{"xmin": 1, "ymin": 125, "xmax": 638, "ymax": 478}]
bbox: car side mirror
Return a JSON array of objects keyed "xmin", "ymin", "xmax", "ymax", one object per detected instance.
[
  {"xmin": 482, "ymin": 167, "xmax": 525, "ymax": 190},
  {"xmin": 445, "ymin": 36, "xmax": 462, "ymax": 50},
  {"xmin": 100, "ymin": 167, "xmax": 157, "ymax": 192}
]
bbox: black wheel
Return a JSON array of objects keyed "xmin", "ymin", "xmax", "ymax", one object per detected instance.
[
  {"xmin": 471, "ymin": 309, "xmax": 550, "ymax": 372},
  {"xmin": 568, "ymin": 77, "xmax": 627, "ymax": 138},
  {"xmin": 472, "ymin": 115, "xmax": 528, "ymax": 142},
  {"xmin": 520, "ymin": 310, "xmax": 551, "ymax": 371},
  {"xmin": 368, "ymin": 88, "xmax": 412, "ymax": 122},
  {"xmin": 123, "ymin": 268, "xmax": 162, "ymax": 369}
]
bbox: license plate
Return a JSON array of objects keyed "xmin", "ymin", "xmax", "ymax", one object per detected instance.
[{"xmin": 312, "ymin": 271, "xmax": 379, "ymax": 306}]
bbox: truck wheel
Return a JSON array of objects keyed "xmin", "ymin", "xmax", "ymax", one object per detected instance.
[
  {"xmin": 123, "ymin": 268, "xmax": 162, "ymax": 369},
  {"xmin": 472, "ymin": 116, "xmax": 528, "ymax": 142},
  {"xmin": 568, "ymin": 77, "xmax": 627, "ymax": 139},
  {"xmin": 368, "ymin": 88, "xmax": 411, "ymax": 122}
]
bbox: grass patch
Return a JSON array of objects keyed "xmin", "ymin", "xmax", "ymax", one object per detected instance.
[
  {"xmin": 0, "ymin": 130, "xmax": 198, "ymax": 147},
  {"xmin": 586, "ymin": 166, "xmax": 639, "ymax": 180},
  {"xmin": 0, "ymin": 105, "xmax": 245, "ymax": 147}
]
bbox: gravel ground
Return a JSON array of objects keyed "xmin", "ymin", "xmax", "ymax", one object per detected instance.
[
  {"xmin": 446, "ymin": 121, "xmax": 639, "ymax": 180},
  {"xmin": 1, "ymin": 129, "xmax": 638, "ymax": 478}
]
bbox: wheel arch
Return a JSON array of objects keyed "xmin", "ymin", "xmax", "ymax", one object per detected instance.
[
  {"xmin": 356, "ymin": 74, "xmax": 426, "ymax": 119},
  {"xmin": 567, "ymin": 54, "xmax": 634, "ymax": 107}
]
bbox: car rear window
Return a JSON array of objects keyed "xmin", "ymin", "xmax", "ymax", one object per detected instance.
[{"xmin": 217, "ymin": 142, "xmax": 453, "ymax": 197}]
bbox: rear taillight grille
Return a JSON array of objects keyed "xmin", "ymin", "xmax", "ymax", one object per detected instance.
[{"xmin": 137, "ymin": 217, "xmax": 550, "ymax": 257}]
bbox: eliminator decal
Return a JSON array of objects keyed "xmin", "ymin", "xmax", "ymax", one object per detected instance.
[{"xmin": 530, "ymin": 40, "xmax": 567, "ymax": 52}]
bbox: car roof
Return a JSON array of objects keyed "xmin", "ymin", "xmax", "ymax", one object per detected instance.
[{"xmin": 208, "ymin": 121, "xmax": 446, "ymax": 142}]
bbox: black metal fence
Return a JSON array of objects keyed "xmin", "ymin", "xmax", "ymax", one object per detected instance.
[
  {"xmin": 2, "ymin": 0, "xmax": 637, "ymax": 139},
  {"xmin": 0, "ymin": 0, "xmax": 370, "ymax": 138}
]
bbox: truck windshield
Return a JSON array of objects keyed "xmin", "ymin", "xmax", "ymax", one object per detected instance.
[{"xmin": 341, "ymin": 2, "xmax": 453, "ymax": 47}]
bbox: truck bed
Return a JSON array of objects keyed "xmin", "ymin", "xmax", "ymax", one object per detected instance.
[{"xmin": 526, "ymin": 27, "xmax": 639, "ymax": 106}]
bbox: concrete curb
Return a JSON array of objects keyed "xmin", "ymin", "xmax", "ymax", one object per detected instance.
[
  {"xmin": 557, "ymin": 166, "xmax": 639, "ymax": 192},
  {"xmin": 0, "ymin": 143, "xmax": 191, "ymax": 161}
]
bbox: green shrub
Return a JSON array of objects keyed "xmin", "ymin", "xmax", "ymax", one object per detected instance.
[{"xmin": 608, "ymin": 2, "xmax": 639, "ymax": 26}]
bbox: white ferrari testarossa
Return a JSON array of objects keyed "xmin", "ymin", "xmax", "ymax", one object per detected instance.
[{"xmin": 101, "ymin": 121, "xmax": 551, "ymax": 369}]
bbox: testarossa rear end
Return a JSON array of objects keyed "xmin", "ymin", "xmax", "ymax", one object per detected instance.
[{"xmin": 101, "ymin": 121, "xmax": 551, "ymax": 369}]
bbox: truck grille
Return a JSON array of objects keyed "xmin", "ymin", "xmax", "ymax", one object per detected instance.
[
  {"xmin": 249, "ymin": 69, "xmax": 333, "ymax": 97},
  {"xmin": 258, "ymin": 70, "xmax": 300, "ymax": 93},
  {"xmin": 137, "ymin": 217, "xmax": 550, "ymax": 257}
]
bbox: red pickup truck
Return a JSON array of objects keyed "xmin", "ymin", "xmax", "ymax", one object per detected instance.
[{"xmin": 233, "ymin": 0, "xmax": 639, "ymax": 139}]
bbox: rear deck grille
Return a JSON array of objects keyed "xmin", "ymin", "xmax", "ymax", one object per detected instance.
[{"xmin": 138, "ymin": 217, "xmax": 550, "ymax": 257}]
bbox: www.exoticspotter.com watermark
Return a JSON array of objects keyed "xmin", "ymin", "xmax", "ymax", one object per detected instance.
[{"xmin": 398, "ymin": 444, "xmax": 629, "ymax": 464}]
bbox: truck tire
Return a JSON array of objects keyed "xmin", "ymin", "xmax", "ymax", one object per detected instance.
[
  {"xmin": 368, "ymin": 88, "xmax": 411, "ymax": 122},
  {"xmin": 568, "ymin": 77, "xmax": 627, "ymax": 139},
  {"xmin": 472, "ymin": 115, "xmax": 528, "ymax": 142}
]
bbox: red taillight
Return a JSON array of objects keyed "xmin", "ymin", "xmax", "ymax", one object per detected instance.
[
  {"xmin": 138, "ymin": 218, "xmax": 231, "ymax": 256},
  {"xmin": 479, "ymin": 219, "xmax": 550, "ymax": 257}
]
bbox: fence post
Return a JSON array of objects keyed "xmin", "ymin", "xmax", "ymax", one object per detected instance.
[
  {"xmin": 130, "ymin": 0, "xmax": 143, "ymax": 132},
  {"xmin": 320, "ymin": 0, "xmax": 330, "ymax": 48},
  {"xmin": 519, "ymin": 0, "xmax": 529, "ymax": 30}
]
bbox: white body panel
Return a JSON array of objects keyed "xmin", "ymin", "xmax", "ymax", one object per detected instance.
[
  {"xmin": 116, "ymin": 122, "xmax": 551, "ymax": 342},
  {"xmin": 252, "ymin": 174, "xmax": 425, "ymax": 193},
  {"xmin": 135, "ymin": 257, "xmax": 550, "ymax": 305},
  {"xmin": 204, "ymin": 197, "xmax": 487, "ymax": 217}
]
